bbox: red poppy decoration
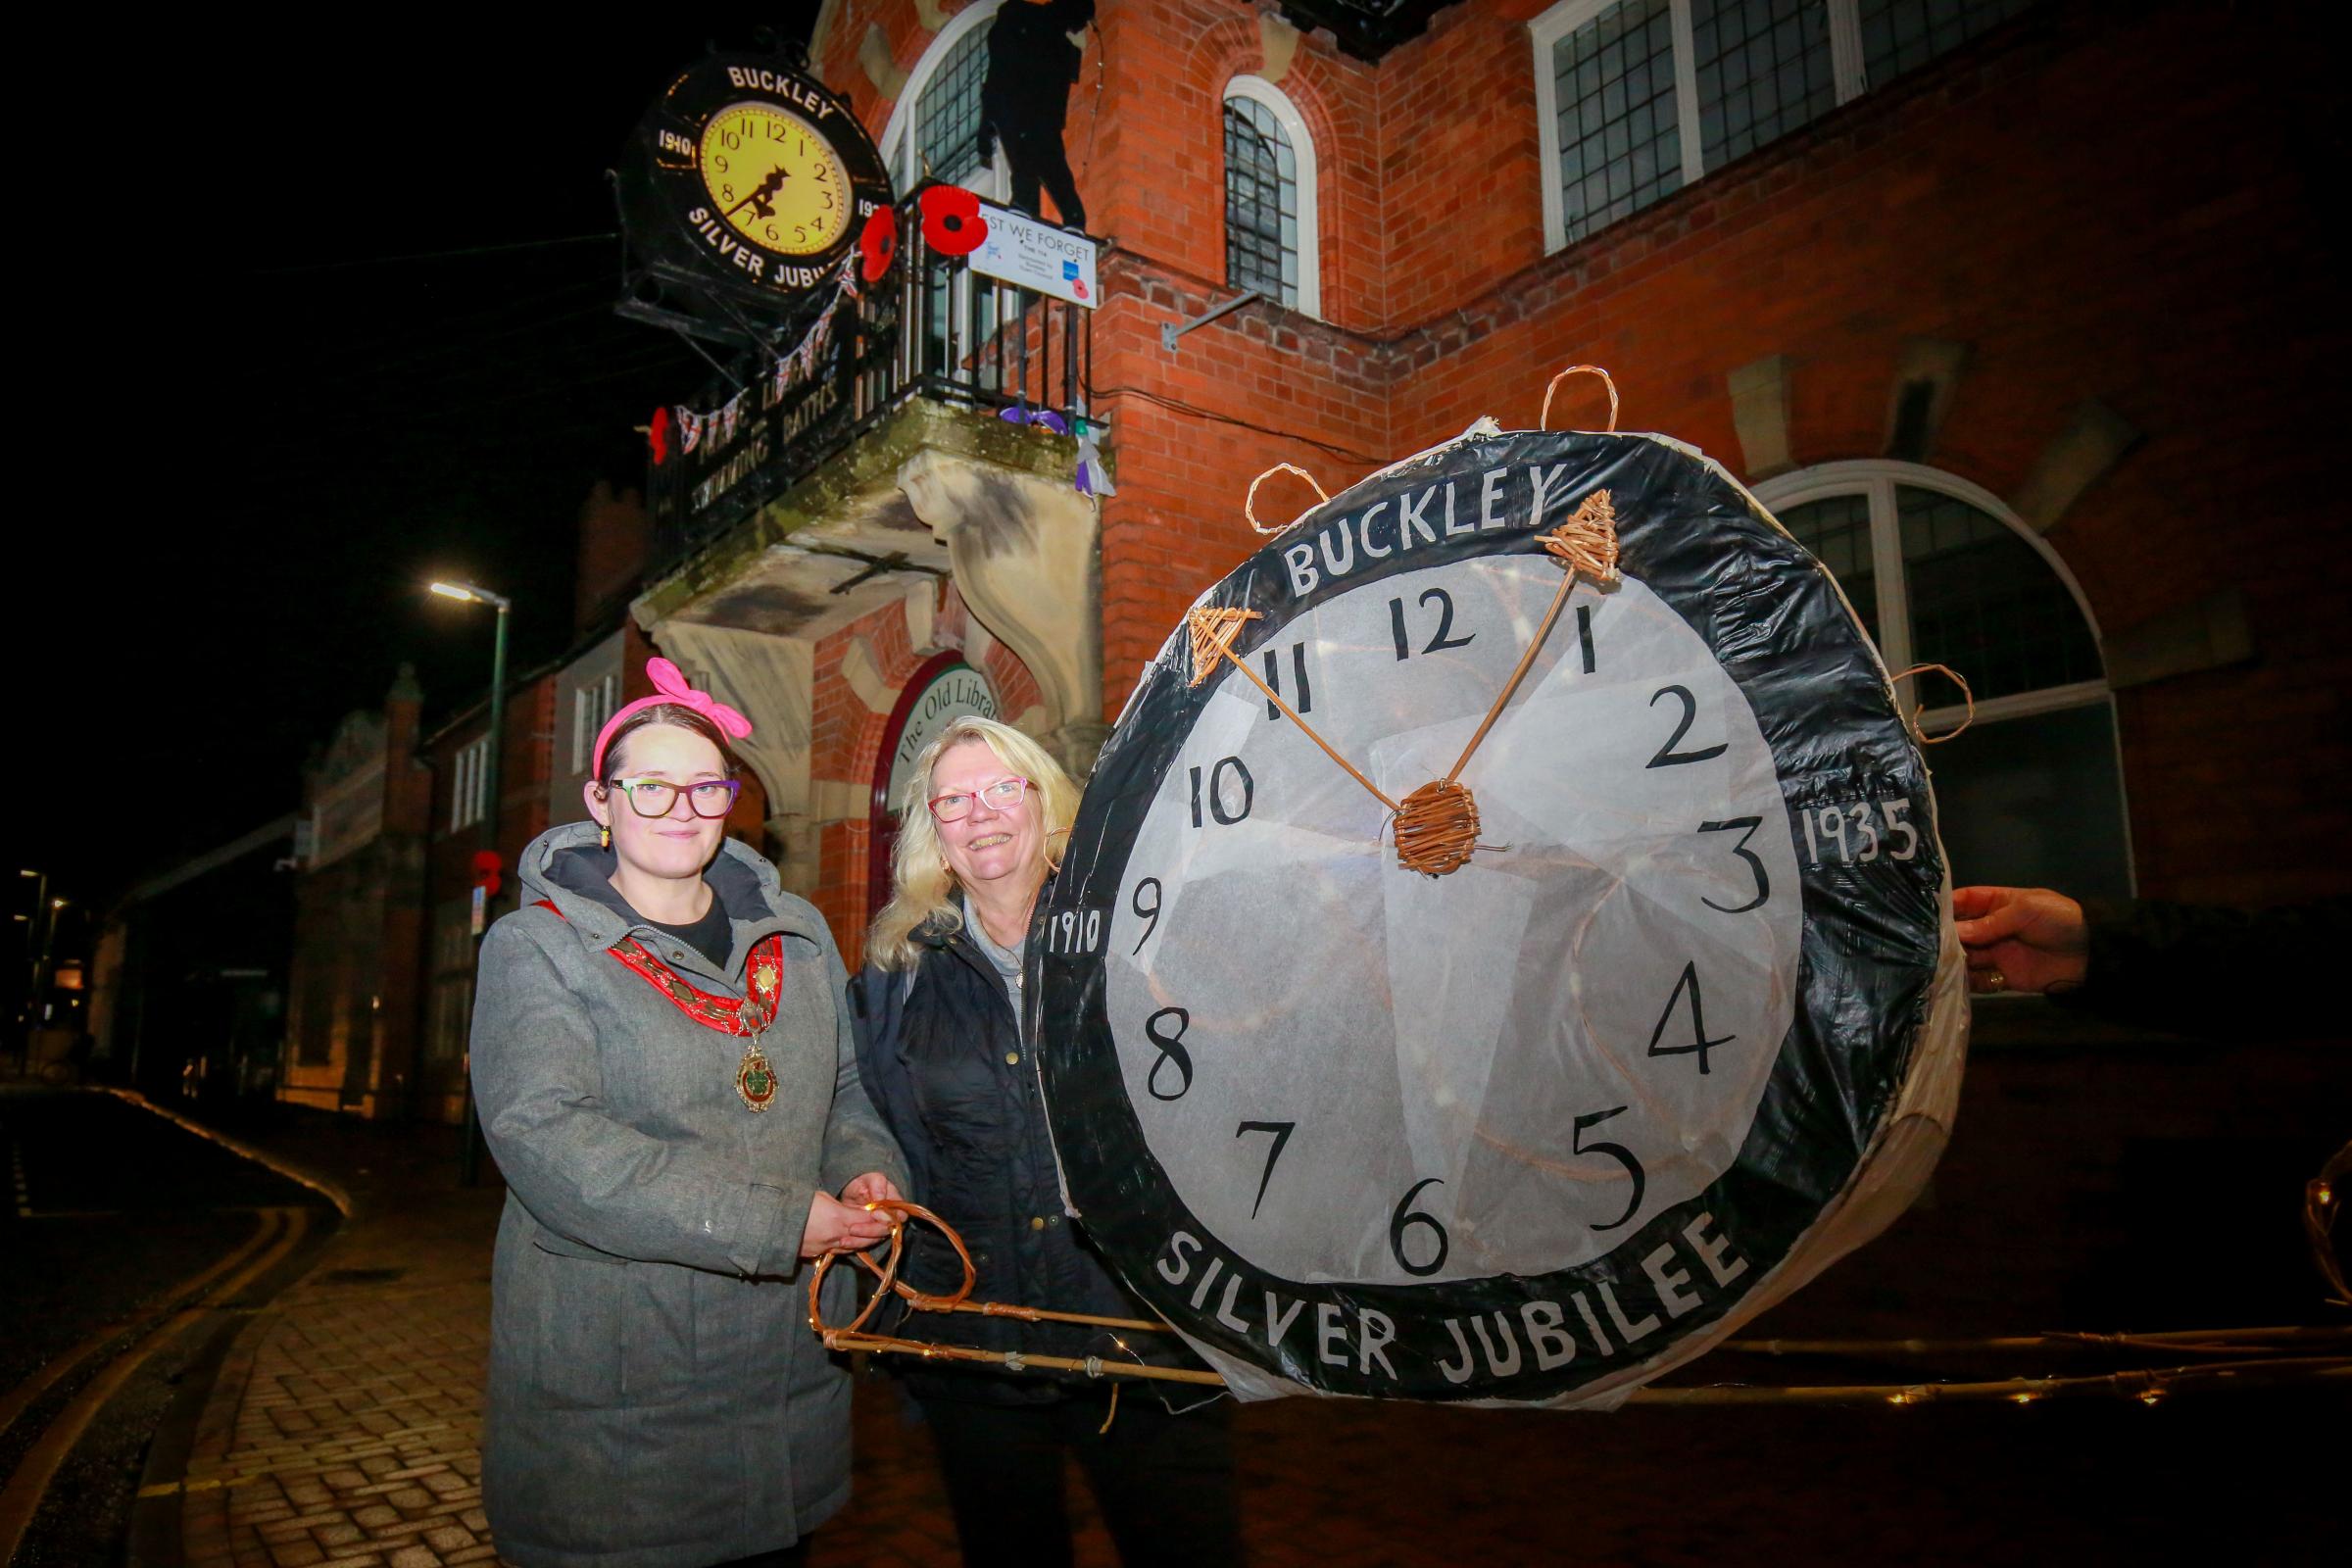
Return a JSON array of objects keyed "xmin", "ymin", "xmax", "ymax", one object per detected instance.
[
  {"xmin": 918, "ymin": 184, "xmax": 989, "ymax": 258},
  {"xmin": 858, "ymin": 205, "xmax": 899, "ymax": 284},
  {"xmin": 648, "ymin": 406, "xmax": 672, "ymax": 466}
]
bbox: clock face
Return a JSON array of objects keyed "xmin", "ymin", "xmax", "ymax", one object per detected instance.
[
  {"xmin": 615, "ymin": 55, "xmax": 894, "ymax": 317},
  {"xmin": 1104, "ymin": 560, "xmax": 1803, "ymax": 1287},
  {"xmin": 698, "ymin": 103, "xmax": 852, "ymax": 258},
  {"xmin": 1033, "ymin": 428, "xmax": 1960, "ymax": 1405}
]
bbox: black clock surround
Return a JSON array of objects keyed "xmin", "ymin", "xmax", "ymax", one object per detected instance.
[
  {"xmin": 613, "ymin": 53, "xmax": 895, "ymax": 338},
  {"xmin": 1030, "ymin": 428, "xmax": 1951, "ymax": 1403}
]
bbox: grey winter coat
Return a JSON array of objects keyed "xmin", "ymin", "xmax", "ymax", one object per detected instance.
[{"xmin": 471, "ymin": 822, "xmax": 906, "ymax": 1568}]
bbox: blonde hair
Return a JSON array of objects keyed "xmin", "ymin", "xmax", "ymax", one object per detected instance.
[{"xmin": 865, "ymin": 716, "xmax": 1082, "ymax": 970}]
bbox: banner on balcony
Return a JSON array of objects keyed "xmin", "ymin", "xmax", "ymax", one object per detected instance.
[
  {"xmin": 673, "ymin": 256, "xmax": 860, "ymax": 456},
  {"xmin": 969, "ymin": 200, "xmax": 1099, "ymax": 309},
  {"xmin": 613, "ymin": 53, "xmax": 893, "ymax": 336}
]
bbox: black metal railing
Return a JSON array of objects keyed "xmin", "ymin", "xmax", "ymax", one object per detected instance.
[{"xmin": 648, "ymin": 191, "xmax": 1093, "ymax": 571}]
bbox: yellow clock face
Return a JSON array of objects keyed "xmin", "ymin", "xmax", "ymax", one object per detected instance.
[{"xmin": 698, "ymin": 103, "xmax": 851, "ymax": 257}]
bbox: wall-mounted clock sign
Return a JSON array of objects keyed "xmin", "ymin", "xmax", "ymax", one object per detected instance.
[
  {"xmin": 615, "ymin": 55, "xmax": 893, "ymax": 325},
  {"xmin": 1030, "ymin": 424, "xmax": 1968, "ymax": 1407}
]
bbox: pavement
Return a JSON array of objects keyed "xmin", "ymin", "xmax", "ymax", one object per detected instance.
[
  {"xmin": 154, "ymin": 1110, "xmax": 502, "ymax": 1568},
  {"xmin": 143, "ymin": 1009, "xmax": 2348, "ymax": 1567}
]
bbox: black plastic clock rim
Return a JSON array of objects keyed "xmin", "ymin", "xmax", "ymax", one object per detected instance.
[
  {"xmin": 624, "ymin": 54, "xmax": 894, "ymax": 306},
  {"xmin": 1031, "ymin": 428, "xmax": 1948, "ymax": 1403}
]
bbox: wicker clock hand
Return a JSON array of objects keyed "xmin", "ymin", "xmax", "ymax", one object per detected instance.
[
  {"xmin": 1443, "ymin": 488, "xmax": 1621, "ymax": 785},
  {"xmin": 1185, "ymin": 492, "xmax": 1618, "ymax": 876},
  {"xmin": 1185, "ymin": 608, "xmax": 1398, "ymax": 815}
]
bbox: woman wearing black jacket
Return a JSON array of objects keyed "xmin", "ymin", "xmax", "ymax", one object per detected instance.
[{"xmin": 849, "ymin": 716, "xmax": 1243, "ymax": 1568}]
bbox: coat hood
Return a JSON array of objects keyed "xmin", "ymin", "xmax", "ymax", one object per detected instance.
[{"xmin": 514, "ymin": 819, "xmax": 826, "ymax": 978}]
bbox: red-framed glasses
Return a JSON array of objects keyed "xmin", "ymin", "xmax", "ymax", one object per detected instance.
[{"xmin": 927, "ymin": 776, "xmax": 1031, "ymax": 823}]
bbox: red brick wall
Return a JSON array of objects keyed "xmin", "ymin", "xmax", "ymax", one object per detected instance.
[
  {"xmin": 820, "ymin": 1, "xmax": 2347, "ymax": 905},
  {"xmin": 1353, "ymin": 3, "xmax": 2349, "ymax": 903},
  {"xmin": 573, "ymin": 481, "xmax": 650, "ymax": 637},
  {"xmin": 1357, "ymin": 1, "xmax": 1547, "ymax": 323},
  {"xmin": 806, "ymin": 583, "xmax": 1046, "ymax": 964},
  {"xmin": 809, "ymin": 604, "xmax": 913, "ymax": 951}
]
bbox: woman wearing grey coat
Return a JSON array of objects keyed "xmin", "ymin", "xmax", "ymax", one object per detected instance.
[{"xmin": 470, "ymin": 668, "xmax": 907, "ymax": 1568}]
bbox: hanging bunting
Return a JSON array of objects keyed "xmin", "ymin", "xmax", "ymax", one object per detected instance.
[
  {"xmin": 985, "ymin": 404, "xmax": 1108, "ymax": 496},
  {"xmin": 997, "ymin": 406, "xmax": 1069, "ymax": 435},
  {"xmin": 671, "ymin": 255, "xmax": 866, "ymax": 454}
]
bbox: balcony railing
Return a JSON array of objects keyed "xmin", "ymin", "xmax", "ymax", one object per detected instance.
[{"xmin": 647, "ymin": 191, "xmax": 1094, "ymax": 572}]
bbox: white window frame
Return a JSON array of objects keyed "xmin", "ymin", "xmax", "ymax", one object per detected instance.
[
  {"xmin": 571, "ymin": 671, "xmax": 619, "ymax": 775},
  {"xmin": 878, "ymin": 0, "xmax": 1010, "ymax": 201},
  {"xmin": 451, "ymin": 735, "xmax": 491, "ymax": 832},
  {"xmin": 1221, "ymin": 74, "xmax": 1322, "ymax": 319},
  {"xmin": 1758, "ymin": 459, "xmax": 2134, "ymax": 897},
  {"xmin": 878, "ymin": 3, "xmax": 1020, "ymax": 390},
  {"xmin": 1753, "ymin": 461, "xmax": 2107, "ymax": 728},
  {"xmin": 1532, "ymin": 0, "xmax": 1871, "ymax": 255}
]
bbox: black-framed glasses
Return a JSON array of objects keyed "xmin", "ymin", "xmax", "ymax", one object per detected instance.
[
  {"xmin": 927, "ymin": 776, "xmax": 1031, "ymax": 823},
  {"xmin": 610, "ymin": 776, "xmax": 743, "ymax": 818}
]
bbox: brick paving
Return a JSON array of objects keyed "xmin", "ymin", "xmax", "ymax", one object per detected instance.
[{"xmin": 176, "ymin": 1196, "xmax": 498, "ymax": 1568}]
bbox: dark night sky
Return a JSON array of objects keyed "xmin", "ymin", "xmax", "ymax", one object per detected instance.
[{"xmin": 32, "ymin": 12, "xmax": 821, "ymax": 906}]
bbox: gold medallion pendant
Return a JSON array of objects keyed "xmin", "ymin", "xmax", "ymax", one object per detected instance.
[{"xmin": 736, "ymin": 1040, "xmax": 779, "ymax": 1112}]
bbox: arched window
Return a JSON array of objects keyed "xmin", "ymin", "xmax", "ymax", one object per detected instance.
[
  {"xmin": 1222, "ymin": 76, "xmax": 1320, "ymax": 318},
  {"xmin": 880, "ymin": 1, "xmax": 1007, "ymax": 197},
  {"xmin": 1757, "ymin": 463, "xmax": 2134, "ymax": 901},
  {"xmin": 878, "ymin": 4, "xmax": 1016, "ymax": 390}
]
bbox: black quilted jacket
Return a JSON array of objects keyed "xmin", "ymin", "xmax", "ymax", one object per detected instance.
[{"xmin": 849, "ymin": 918, "xmax": 1192, "ymax": 1404}]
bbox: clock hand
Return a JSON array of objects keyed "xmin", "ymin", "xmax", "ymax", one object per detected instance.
[
  {"xmin": 1442, "ymin": 488, "xmax": 1621, "ymax": 787},
  {"xmin": 1187, "ymin": 489, "xmax": 1614, "ymax": 879},
  {"xmin": 1374, "ymin": 489, "xmax": 1620, "ymax": 876},
  {"xmin": 726, "ymin": 165, "xmax": 792, "ymax": 220},
  {"xmin": 1186, "ymin": 609, "xmax": 1399, "ymax": 813}
]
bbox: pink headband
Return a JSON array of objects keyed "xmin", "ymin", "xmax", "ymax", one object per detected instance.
[{"xmin": 592, "ymin": 659, "xmax": 754, "ymax": 777}]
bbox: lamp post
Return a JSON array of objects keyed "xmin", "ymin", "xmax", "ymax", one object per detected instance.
[
  {"xmin": 17, "ymin": 868, "xmax": 46, "ymax": 1076},
  {"xmin": 36, "ymin": 898, "xmax": 66, "ymax": 1013},
  {"xmin": 430, "ymin": 579, "xmax": 511, "ymax": 1186}
]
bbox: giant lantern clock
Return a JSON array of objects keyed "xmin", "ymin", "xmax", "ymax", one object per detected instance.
[
  {"xmin": 613, "ymin": 53, "xmax": 893, "ymax": 342},
  {"xmin": 1030, "ymin": 402, "xmax": 1968, "ymax": 1408}
]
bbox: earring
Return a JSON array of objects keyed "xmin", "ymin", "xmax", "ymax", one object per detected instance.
[{"xmin": 599, "ymin": 823, "xmax": 611, "ymax": 851}]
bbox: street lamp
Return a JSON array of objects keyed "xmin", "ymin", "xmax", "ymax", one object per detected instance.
[
  {"xmin": 17, "ymin": 868, "xmax": 44, "ymax": 1075},
  {"xmin": 429, "ymin": 579, "xmax": 511, "ymax": 1185},
  {"xmin": 36, "ymin": 898, "xmax": 65, "ymax": 1027},
  {"xmin": 428, "ymin": 580, "xmax": 513, "ymax": 868}
]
